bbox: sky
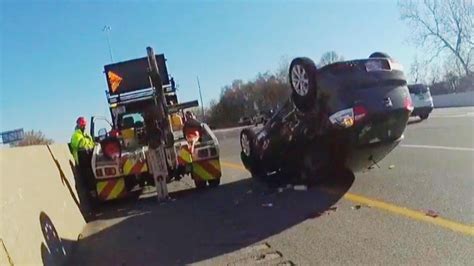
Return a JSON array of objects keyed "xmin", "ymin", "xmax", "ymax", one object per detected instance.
[{"xmin": 0, "ymin": 0, "xmax": 417, "ymax": 143}]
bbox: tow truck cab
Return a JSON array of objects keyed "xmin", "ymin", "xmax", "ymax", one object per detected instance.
[{"xmin": 85, "ymin": 51, "xmax": 221, "ymax": 202}]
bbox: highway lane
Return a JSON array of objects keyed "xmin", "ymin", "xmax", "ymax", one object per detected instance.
[{"xmin": 70, "ymin": 107, "xmax": 474, "ymax": 265}]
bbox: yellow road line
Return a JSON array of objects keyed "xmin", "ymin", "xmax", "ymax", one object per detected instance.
[
  {"xmin": 221, "ymin": 161, "xmax": 247, "ymax": 170},
  {"xmin": 343, "ymin": 193, "xmax": 474, "ymax": 236},
  {"xmin": 221, "ymin": 160, "xmax": 474, "ymax": 236}
]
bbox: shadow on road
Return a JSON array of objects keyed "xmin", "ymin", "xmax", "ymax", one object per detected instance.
[
  {"xmin": 407, "ymin": 118, "xmax": 423, "ymax": 125},
  {"xmin": 69, "ymin": 170, "xmax": 354, "ymax": 265}
]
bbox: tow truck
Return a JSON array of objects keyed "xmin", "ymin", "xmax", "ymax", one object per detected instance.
[{"xmin": 78, "ymin": 47, "xmax": 222, "ymax": 203}]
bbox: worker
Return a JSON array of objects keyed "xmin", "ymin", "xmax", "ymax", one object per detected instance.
[
  {"xmin": 70, "ymin": 116, "xmax": 95, "ymax": 164},
  {"xmin": 182, "ymin": 111, "xmax": 202, "ymax": 153}
]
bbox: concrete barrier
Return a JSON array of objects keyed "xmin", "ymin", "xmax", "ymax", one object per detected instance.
[
  {"xmin": 433, "ymin": 91, "xmax": 474, "ymax": 108},
  {"xmin": 0, "ymin": 144, "xmax": 86, "ymax": 265}
]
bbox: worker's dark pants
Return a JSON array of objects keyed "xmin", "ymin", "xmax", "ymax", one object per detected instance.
[{"xmin": 77, "ymin": 149, "xmax": 96, "ymax": 192}]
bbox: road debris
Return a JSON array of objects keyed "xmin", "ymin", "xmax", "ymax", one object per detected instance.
[
  {"xmin": 293, "ymin": 185, "xmax": 308, "ymax": 191},
  {"xmin": 246, "ymin": 189, "xmax": 253, "ymax": 194},
  {"xmin": 425, "ymin": 209, "xmax": 439, "ymax": 218},
  {"xmin": 262, "ymin": 203, "xmax": 273, "ymax": 208},
  {"xmin": 389, "ymin": 164, "xmax": 395, "ymax": 169},
  {"xmin": 351, "ymin": 205, "xmax": 362, "ymax": 210},
  {"xmin": 307, "ymin": 206, "xmax": 338, "ymax": 218},
  {"xmin": 255, "ymin": 251, "xmax": 282, "ymax": 262}
]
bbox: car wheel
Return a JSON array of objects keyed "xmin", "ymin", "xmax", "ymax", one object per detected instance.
[
  {"xmin": 369, "ymin": 52, "xmax": 390, "ymax": 58},
  {"xmin": 240, "ymin": 129, "xmax": 255, "ymax": 158},
  {"xmin": 240, "ymin": 129, "xmax": 263, "ymax": 178},
  {"xmin": 208, "ymin": 179, "xmax": 220, "ymax": 188},
  {"xmin": 289, "ymin": 57, "xmax": 318, "ymax": 112},
  {"xmin": 419, "ymin": 113, "xmax": 429, "ymax": 120}
]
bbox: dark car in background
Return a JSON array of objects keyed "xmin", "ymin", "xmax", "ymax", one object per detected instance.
[{"xmin": 240, "ymin": 52, "xmax": 413, "ymax": 183}]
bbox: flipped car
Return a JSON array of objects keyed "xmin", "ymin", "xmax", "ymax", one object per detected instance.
[
  {"xmin": 240, "ymin": 52, "xmax": 413, "ymax": 183},
  {"xmin": 238, "ymin": 116, "xmax": 253, "ymax": 126},
  {"xmin": 408, "ymin": 84, "xmax": 433, "ymax": 120}
]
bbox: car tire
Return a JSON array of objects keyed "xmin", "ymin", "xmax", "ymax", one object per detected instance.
[
  {"xmin": 208, "ymin": 178, "xmax": 220, "ymax": 188},
  {"xmin": 240, "ymin": 129, "xmax": 263, "ymax": 178},
  {"xmin": 369, "ymin": 52, "xmax": 390, "ymax": 58},
  {"xmin": 289, "ymin": 57, "xmax": 318, "ymax": 112},
  {"xmin": 419, "ymin": 113, "xmax": 429, "ymax": 120}
]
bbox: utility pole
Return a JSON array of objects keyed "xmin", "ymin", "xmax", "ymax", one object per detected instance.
[
  {"xmin": 196, "ymin": 76, "xmax": 205, "ymax": 119},
  {"xmin": 103, "ymin": 25, "xmax": 114, "ymax": 63}
]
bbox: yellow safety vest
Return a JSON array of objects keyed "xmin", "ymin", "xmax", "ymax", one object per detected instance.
[{"xmin": 70, "ymin": 129, "xmax": 95, "ymax": 163}]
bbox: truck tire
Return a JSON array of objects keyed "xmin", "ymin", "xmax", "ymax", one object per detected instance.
[
  {"xmin": 208, "ymin": 178, "xmax": 220, "ymax": 188},
  {"xmin": 194, "ymin": 179, "xmax": 207, "ymax": 189},
  {"xmin": 289, "ymin": 57, "xmax": 318, "ymax": 112}
]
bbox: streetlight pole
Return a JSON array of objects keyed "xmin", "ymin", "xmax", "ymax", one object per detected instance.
[
  {"xmin": 196, "ymin": 76, "xmax": 205, "ymax": 119},
  {"xmin": 103, "ymin": 25, "xmax": 114, "ymax": 63}
]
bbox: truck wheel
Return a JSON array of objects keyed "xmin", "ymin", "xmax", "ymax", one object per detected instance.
[
  {"xmin": 194, "ymin": 179, "xmax": 207, "ymax": 189},
  {"xmin": 87, "ymin": 190, "xmax": 99, "ymax": 211},
  {"xmin": 208, "ymin": 178, "xmax": 220, "ymax": 188},
  {"xmin": 289, "ymin": 57, "xmax": 318, "ymax": 112},
  {"xmin": 419, "ymin": 113, "xmax": 429, "ymax": 120}
]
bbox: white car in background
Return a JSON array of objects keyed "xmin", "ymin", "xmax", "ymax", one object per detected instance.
[{"xmin": 408, "ymin": 84, "xmax": 433, "ymax": 120}]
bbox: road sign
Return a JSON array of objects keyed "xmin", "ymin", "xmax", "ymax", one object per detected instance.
[
  {"xmin": 107, "ymin": 70, "xmax": 123, "ymax": 93},
  {"xmin": 1, "ymin": 129, "xmax": 24, "ymax": 144},
  {"xmin": 104, "ymin": 54, "xmax": 170, "ymax": 95}
]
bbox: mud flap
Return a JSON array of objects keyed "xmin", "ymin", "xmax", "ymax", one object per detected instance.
[
  {"xmin": 191, "ymin": 158, "xmax": 222, "ymax": 182},
  {"xmin": 96, "ymin": 178, "xmax": 127, "ymax": 201}
]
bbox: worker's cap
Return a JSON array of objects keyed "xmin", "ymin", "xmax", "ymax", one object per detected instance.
[{"xmin": 76, "ymin": 117, "xmax": 87, "ymax": 127}]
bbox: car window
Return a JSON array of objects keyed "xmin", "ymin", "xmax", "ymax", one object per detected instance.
[{"xmin": 408, "ymin": 85, "xmax": 428, "ymax": 94}]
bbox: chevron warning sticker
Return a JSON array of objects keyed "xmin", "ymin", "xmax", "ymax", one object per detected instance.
[
  {"xmin": 192, "ymin": 159, "xmax": 221, "ymax": 181},
  {"xmin": 122, "ymin": 157, "xmax": 148, "ymax": 175},
  {"xmin": 96, "ymin": 178, "xmax": 126, "ymax": 201}
]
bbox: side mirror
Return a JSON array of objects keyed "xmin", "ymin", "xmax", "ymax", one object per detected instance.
[{"xmin": 98, "ymin": 128, "xmax": 107, "ymax": 141}]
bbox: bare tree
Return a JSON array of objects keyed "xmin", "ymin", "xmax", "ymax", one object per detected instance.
[
  {"xmin": 409, "ymin": 56, "xmax": 425, "ymax": 83},
  {"xmin": 13, "ymin": 130, "xmax": 53, "ymax": 147},
  {"xmin": 275, "ymin": 56, "xmax": 290, "ymax": 83},
  {"xmin": 319, "ymin": 51, "xmax": 344, "ymax": 67},
  {"xmin": 399, "ymin": 0, "xmax": 473, "ymax": 76}
]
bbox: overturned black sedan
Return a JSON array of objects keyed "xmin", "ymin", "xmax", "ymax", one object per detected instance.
[{"xmin": 240, "ymin": 52, "xmax": 413, "ymax": 183}]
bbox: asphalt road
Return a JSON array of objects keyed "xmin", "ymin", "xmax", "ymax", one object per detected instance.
[{"xmin": 70, "ymin": 107, "xmax": 474, "ymax": 265}]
